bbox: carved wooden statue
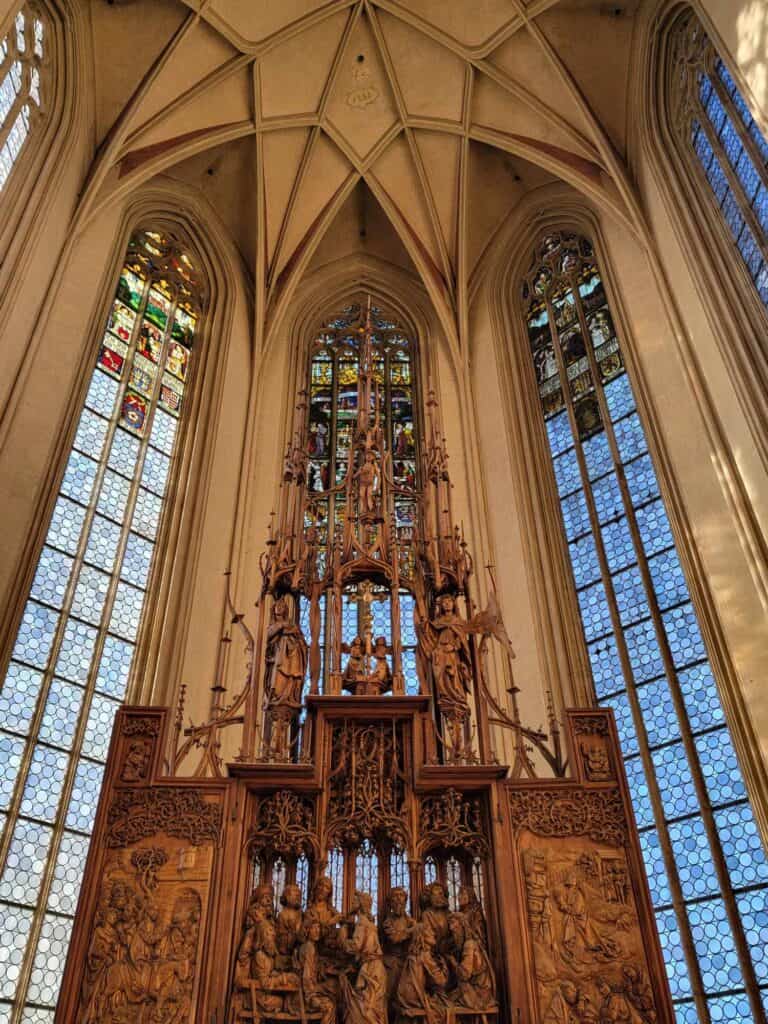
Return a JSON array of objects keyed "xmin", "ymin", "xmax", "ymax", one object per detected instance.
[
  {"xmin": 380, "ymin": 887, "xmax": 415, "ymax": 1001},
  {"xmin": 339, "ymin": 891, "xmax": 388, "ymax": 1024},
  {"xmin": 446, "ymin": 912, "xmax": 497, "ymax": 1010},
  {"xmin": 264, "ymin": 596, "xmax": 308, "ymax": 760}
]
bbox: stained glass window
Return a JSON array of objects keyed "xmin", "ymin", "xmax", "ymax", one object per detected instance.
[
  {"xmin": 303, "ymin": 303, "xmax": 420, "ymax": 694},
  {"xmin": 0, "ymin": 4, "xmax": 46, "ymax": 193},
  {"xmin": 672, "ymin": 14, "xmax": 768, "ymax": 305},
  {"xmin": 522, "ymin": 230, "xmax": 768, "ymax": 1024},
  {"xmin": 0, "ymin": 226, "xmax": 205, "ymax": 1019}
]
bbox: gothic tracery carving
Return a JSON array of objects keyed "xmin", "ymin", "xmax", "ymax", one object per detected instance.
[
  {"xmin": 418, "ymin": 789, "xmax": 489, "ymax": 858},
  {"xmin": 247, "ymin": 789, "xmax": 318, "ymax": 858},
  {"xmin": 106, "ymin": 787, "xmax": 223, "ymax": 848},
  {"xmin": 507, "ymin": 787, "xmax": 627, "ymax": 847}
]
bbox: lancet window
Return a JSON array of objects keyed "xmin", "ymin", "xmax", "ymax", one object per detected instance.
[
  {"xmin": 0, "ymin": 226, "xmax": 206, "ymax": 1019},
  {"xmin": 0, "ymin": 4, "xmax": 46, "ymax": 193},
  {"xmin": 671, "ymin": 12, "xmax": 768, "ymax": 306},
  {"xmin": 522, "ymin": 231, "xmax": 768, "ymax": 1023}
]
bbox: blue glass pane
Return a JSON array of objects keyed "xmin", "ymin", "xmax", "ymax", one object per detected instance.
[
  {"xmin": 569, "ymin": 532, "xmax": 601, "ymax": 589},
  {"xmin": 577, "ymin": 581, "xmax": 613, "ymax": 641},
  {"xmin": 27, "ymin": 912, "xmax": 72, "ymax": 1007},
  {"xmin": 107, "ymin": 429, "xmax": 140, "ymax": 477},
  {"xmin": 150, "ymin": 409, "xmax": 177, "ymax": 457},
  {"xmin": 545, "ymin": 410, "xmax": 572, "ymax": 456},
  {"xmin": 651, "ymin": 741, "xmax": 698, "ymax": 821},
  {"xmin": 687, "ymin": 897, "xmax": 744, "ymax": 992},
  {"xmin": 602, "ymin": 516, "xmax": 635, "ymax": 573},
  {"xmin": 638, "ymin": 828, "xmax": 672, "ymax": 907},
  {"xmin": 121, "ymin": 533, "xmax": 153, "ymax": 589},
  {"xmin": 70, "ymin": 566, "xmax": 110, "ymax": 626},
  {"xmin": 65, "ymin": 759, "xmax": 105, "ymax": 833},
  {"xmin": 109, "ymin": 582, "xmax": 144, "ymax": 641},
  {"xmin": 705, "ymin": 152, "xmax": 729, "ymax": 204},
  {"xmin": 719, "ymin": 116, "xmax": 742, "ymax": 169},
  {"xmin": 636, "ymin": 499, "xmax": 675, "ymax": 556},
  {"xmin": 84, "ymin": 515, "xmax": 121, "ymax": 573},
  {"xmin": 84, "ymin": 370, "xmax": 119, "ymax": 419},
  {"xmin": 625, "ymin": 618, "xmax": 663, "ymax": 683},
  {"xmin": 592, "ymin": 472, "xmax": 623, "ymax": 524},
  {"xmin": 662, "ymin": 604, "xmax": 706, "ymax": 670},
  {"xmin": 59, "ymin": 452, "xmax": 98, "ymax": 507},
  {"xmin": 722, "ymin": 191, "xmax": 745, "ymax": 242},
  {"xmin": 624, "ymin": 454, "xmax": 659, "ymax": 506},
  {"xmin": 613, "ymin": 564, "xmax": 648, "ymax": 627},
  {"xmin": 29, "ymin": 547, "xmax": 72, "ymax": 611},
  {"xmin": 96, "ymin": 471, "xmax": 131, "ymax": 523},
  {"xmin": 54, "ymin": 618, "xmax": 97, "ymax": 684},
  {"xmin": 604, "ymin": 372, "xmax": 635, "ymax": 421},
  {"xmin": 669, "ymin": 816, "xmax": 719, "ymax": 900},
  {"xmin": 655, "ymin": 908, "xmax": 693, "ymax": 999},
  {"xmin": 582, "ymin": 431, "xmax": 612, "ymax": 480},
  {"xmin": 94, "ymin": 635, "xmax": 133, "ymax": 700},
  {"xmin": 695, "ymin": 728, "xmax": 747, "ymax": 806},
  {"xmin": 553, "ymin": 447, "xmax": 581, "ymax": 496},
  {"xmin": 19, "ymin": 746, "xmax": 68, "ymax": 822},
  {"xmin": 694, "ymin": 122, "xmax": 715, "ymax": 170},
  {"xmin": 588, "ymin": 634, "xmax": 622, "ymax": 698},
  {"xmin": 614, "ymin": 412, "xmax": 647, "ymax": 463},
  {"xmin": 637, "ymin": 677, "xmax": 679, "ymax": 749},
  {"xmin": 141, "ymin": 447, "xmax": 170, "ymax": 496},
  {"xmin": 0, "ymin": 818, "xmax": 52, "ymax": 906},
  {"xmin": 674, "ymin": 1001, "xmax": 699, "ymax": 1024},
  {"xmin": 81, "ymin": 694, "xmax": 120, "ymax": 762},
  {"xmin": 132, "ymin": 488, "xmax": 162, "ymax": 540},
  {"xmin": 735, "ymin": 889, "xmax": 768, "ymax": 982},
  {"xmin": 47, "ymin": 497, "xmax": 86, "ymax": 556},
  {"xmin": 704, "ymin": 85, "xmax": 727, "ymax": 136},
  {"xmin": 753, "ymin": 183, "xmax": 768, "ymax": 234},
  {"xmin": 624, "ymin": 756, "xmax": 654, "ymax": 829},
  {"xmin": 12, "ymin": 601, "xmax": 59, "ymax": 670},
  {"xmin": 561, "ymin": 489, "xmax": 590, "ymax": 540},
  {"xmin": 72, "ymin": 409, "xmax": 108, "ymax": 461},
  {"xmin": 48, "ymin": 831, "xmax": 89, "ymax": 916},
  {"xmin": 735, "ymin": 150, "xmax": 760, "ymax": 201},
  {"xmin": 403, "ymin": 649, "xmax": 419, "ymax": 696},
  {"xmin": 707, "ymin": 992, "xmax": 754, "ymax": 1024},
  {"xmin": 38, "ymin": 679, "xmax": 83, "ymax": 750},
  {"xmin": 603, "ymin": 688, "xmax": 637, "ymax": 755},
  {"xmin": 0, "ymin": 732, "xmax": 25, "ymax": 810},
  {"xmin": 0, "ymin": 904, "xmax": 34, "ymax": 1000},
  {"xmin": 648, "ymin": 548, "xmax": 689, "ymax": 611},
  {"xmin": 400, "ymin": 594, "xmax": 417, "ymax": 647},
  {"xmin": 0, "ymin": 663, "xmax": 41, "ymax": 735},
  {"xmin": 738, "ymin": 224, "xmax": 763, "ymax": 279},
  {"xmin": 714, "ymin": 803, "xmax": 768, "ymax": 889}
]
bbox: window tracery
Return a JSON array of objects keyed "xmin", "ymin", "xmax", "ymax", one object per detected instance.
[
  {"xmin": 0, "ymin": 3, "xmax": 47, "ymax": 193},
  {"xmin": 0, "ymin": 225, "xmax": 206, "ymax": 1019},
  {"xmin": 671, "ymin": 11, "xmax": 768, "ymax": 306},
  {"xmin": 522, "ymin": 229, "xmax": 768, "ymax": 1023}
]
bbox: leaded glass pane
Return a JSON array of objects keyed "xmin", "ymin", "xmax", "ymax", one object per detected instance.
[
  {"xmin": 523, "ymin": 230, "xmax": 768, "ymax": 1018},
  {"xmin": 0, "ymin": 227, "xmax": 205, "ymax": 1013}
]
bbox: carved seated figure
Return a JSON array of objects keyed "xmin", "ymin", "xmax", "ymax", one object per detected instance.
[
  {"xmin": 457, "ymin": 886, "xmax": 487, "ymax": 949},
  {"xmin": 250, "ymin": 915, "xmax": 301, "ymax": 1019},
  {"xmin": 394, "ymin": 922, "xmax": 450, "ymax": 1024},
  {"xmin": 446, "ymin": 913, "xmax": 496, "ymax": 1012},
  {"xmin": 381, "ymin": 887, "xmax": 415, "ymax": 1000},
  {"xmin": 421, "ymin": 883, "xmax": 450, "ymax": 956},
  {"xmin": 275, "ymin": 884, "xmax": 304, "ymax": 968},
  {"xmin": 289, "ymin": 913, "xmax": 336, "ymax": 1024}
]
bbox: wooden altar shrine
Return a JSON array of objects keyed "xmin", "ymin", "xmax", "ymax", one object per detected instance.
[{"xmin": 54, "ymin": 304, "xmax": 675, "ymax": 1024}]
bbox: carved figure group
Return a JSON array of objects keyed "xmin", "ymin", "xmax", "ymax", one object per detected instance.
[
  {"xmin": 80, "ymin": 877, "xmax": 201, "ymax": 1024},
  {"xmin": 232, "ymin": 877, "xmax": 496, "ymax": 1024}
]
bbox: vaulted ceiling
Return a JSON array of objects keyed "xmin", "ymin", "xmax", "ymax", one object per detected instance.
[{"xmin": 83, "ymin": 0, "xmax": 646, "ymax": 353}]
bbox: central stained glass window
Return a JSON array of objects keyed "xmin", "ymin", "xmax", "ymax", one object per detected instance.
[
  {"xmin": 522, "ymin": 230, "xmax": 768, "ymax": 1024},
  {"xmin": 0, "ymin": 225, "xmax": 206, "ymax": 1020},
  {"xmin": 300, "ymin": 304, "xmax": 420, "ymax": 695}
]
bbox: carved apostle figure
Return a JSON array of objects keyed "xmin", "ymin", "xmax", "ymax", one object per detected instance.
[
  {"xmin": 555, "ymin": 872, "xmax": 620, "ymax": 963},
  {"xmin": 421, "ymin": 883, "xmax": 450, "ymax": 955},
  {"xmin": 596, "ymin": 978, "xmax": 633, "ymax": 1024},
  {"xmin": 276, "ymin": 883, "xmax": 304, "ymax": 964},
  {"xmin": 250, "ymin": 915, "xmax": 301, "ymax": 1017},
  {"xmin": 457, "ymin": 885, "xmax": 487, "ymax": 948},
  {"xmin": 380, "ymin": 887, "xmax": 415, "ymax": 1001},
  {"xmin": 290, "ymin": 912, "xmax": 337, "ymax": 1024},
  {"xmin": 233, "ymin": 884, "xmax": 276, "ymax": 996},
  {"xmin": 265, "ymin": 596, "xmax": 308, "ymax": 760},
  {"xmin": 339, "ymin": 890, "xmax": 388, "ymax": 1024},
  {"xmin": 308, "ymin": 876, "xmax": 344, "ymax": 952},
  {"xmin": 446, "ymin": 912, "xmax": 496, "ymax": 1010},
  {"xmin": 394, "ymin": 922, "xmax": 450, "ymax": 1024}
]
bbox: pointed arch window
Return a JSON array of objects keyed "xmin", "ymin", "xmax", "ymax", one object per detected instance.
[
  {"xmin": 0, "ymin": 226, "xmax": 206, "ymax": 1019},
  {"xmin": 522, "ymin": 231, "xmax": 768, "ymax": 1024},
  {"xmin": 0, "ymin": 3, "xmax": 47, "ymax": 193},
  {"xmin": 671, "ymin": 12, "xmax": 768, "ymax": 306}
]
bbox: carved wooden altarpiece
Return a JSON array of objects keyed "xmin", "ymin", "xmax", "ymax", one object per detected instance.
[{"xmin": 55, "ymin": 305, "xmax": 675, "ymax": 1024}]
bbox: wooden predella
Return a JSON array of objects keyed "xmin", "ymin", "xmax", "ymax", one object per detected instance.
[{"xmin": 56, "ymin": 305, "xmax": 675, "ymax": 1024}]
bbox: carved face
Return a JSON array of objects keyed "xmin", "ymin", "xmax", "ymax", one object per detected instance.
[
  {"xmin": 282, "ymin": 884, "xmax": 302, "ymax": 909},
  {"xmin": 313, "ymin": 877, "xmax": 333, "ymax": 903},
  {"xmin": 274, "ymin": 596, "xmax": 288, "ymax": 620},
  {"xmin": 429, "ymin": 882, "xmax": 449, "ymax": 909},
  {"xmin": 562, "ymin": 982, "xmax": 578, "ymax": 1004},
  {"xmin": 458, "ymin": 885, "xmax": 473, "ymax": 910},
  {"xmin": 389, "ymin": 888, "xmax": 407, "ymax": 915},
  {"xmin": 306, "ymin": 919, "xmax": 321, "ymax": 942},
  {"xmin": 437, "ymin": 594, "xmax": 455, "ymax": 615}
]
